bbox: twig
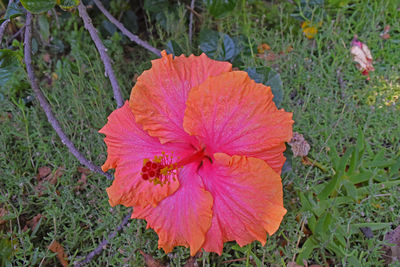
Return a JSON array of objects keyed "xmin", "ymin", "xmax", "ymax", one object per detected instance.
[
  {"xmin": 74, "ymin": 211, "xmax": 132, "ymax": 266},
  {"xmin": 0, "ymin": 19, "xmax": 10, "ymax": 46},
  {"xmin": 92, "ymin": 0, "xmax": 161, "ymax": 57},
  {"xmin": 23, "ymin": 12, "xmax": 113, "ymax": 181},
  {"xmin": 186, "ymin": 5, "xmax": 201, "ymax": 19},
  {"xmin": 336, "ymin": 68, "xmax": 346, "ymax": 99},
  {"xmin": 6, "ymin": 25, "xmax": 25, "ymax": 46},
  {"xmin": 77, "ymin": 2, "xmax": 124, "ymax": 108},
  {"xmin": 188, "ymin": 0, "xmax": 195, "ymax": 46}
]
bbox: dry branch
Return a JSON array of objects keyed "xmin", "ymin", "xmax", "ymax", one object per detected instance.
[
  {"xmin": 23, "ymin": 12, "xmax": 113, "ymax": 180},
  {"xmin": 74, "ymin": 211, "xmax": 132, "ymax": 266},
  {"xmin": 0, "ymin": 19, "xmax": 10, "ymax": 46},
  {"xmin": 78, "ymin": 2, "xmax": 124, "ymax": 108},
  {"xmin": 188, "ymin": 0, "xmax": 195, "ymax": 45},
  {"xmin": 92, "ymin": 0, "xmax": 161, "ymax": 57}
]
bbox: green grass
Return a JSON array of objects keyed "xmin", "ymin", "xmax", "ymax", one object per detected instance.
[{"xmin": 1, "ymin": 0, "xmax": 399, "ymax": 266}]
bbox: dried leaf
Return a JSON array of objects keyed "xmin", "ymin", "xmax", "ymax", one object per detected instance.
[
  {"xmin": 139, "ymin": 250, "xmax": 165, "ymax": 267},
  {"xmin": 37, "ymin": 166, "xmax": 51, "ymax": 181},
  {"xmin": 74, "ymin": 173, "xmax": 87, "ymax": 192},
  {"xmin": 42, "ymin": 53, "xmax": 51, "ymax": 63},
  {"xmin": 0, "ymin": 206, "xmax": 8, "ymax": 225},
  {"xmin": 380, "ymin": 25, "xmax": 390, "ymax": 40},
  {"xmin": 288, "ymin": 132, "xmax": 310, "ymax": 157},
  {"xmin": 384, "ymin": 225, "xmax": 400, "ymax": 263},
  {"xmin": 350, "ymin": 36, "xmax": 374, "ymax": 78},
  {"xmin": 48, "ymin": 166, "xmax": 64, "ymax": 185},
  {"xmin": 26, "ymin": 214, "xmax": 43, "ymax": 230},
  {"xmin": 183, "ymin": 252, "xmax": 202, "ymax": 267},
  {"xmin": 257, "ymin": 52, "xmax": 279, "ymax": 62},
  {"xmin": 77, "ymin": 166, "xmax": 91, "ymax": 175},
  {"xmin": 48, "ymin": 240, "xmax": 69, "ymax": 267},
  {"xmin": 257, "ymin": 43, "xmax": 271, "ymax": 53},
  {"xmin": 360, "ymin": 226, "xmax": 373, "ymax": 239}
]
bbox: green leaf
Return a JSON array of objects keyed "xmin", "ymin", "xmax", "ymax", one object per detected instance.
[
  {"xmin": 20, "ymin": 0, "xmax": 57, "ymax": 14},
  {"xmin": 265, "ymin": 70, "xmax": 283, "ymax": 108},
  {"xmin": 204, "ymin": 0, "xmax": 236, "ymax": 18},
  {"xmin": 296, "ymin": 236, "xmax": 318, "ymax": 264},
  {"xmin": 38, "ymin": 15, "xmax": 50, "ymax": 42},
  {"xmin": 245, "ymin": 67, "xmax": 284, "ymax": 107},
  {"xmin": 314, "ymin": 212, "xmax": 332, "ymax": 238},
  {"xmin": 0, "ymin": 2, "xmax": 25, "ymax": 23},
  {"xmin": 348, "ymin": 170, "xmax": 372, "ymax": 184},
  {"xmin": 143, "ymin": 0, "xmax": 170, "ymax": 13},
  {"xmin": 165, "ymin": 40, "xmax": 184, "ymax": 56},
  {"xmin": 299, "ymin": 192, "xmax": 313, "ymax": 211},
  {"xmin": 318, "ymin": 174, "xmax": 339, "ymax": 200},
  {"xmin": 0, "ymin": 49, "xmax": 21, "ymax": 87},
  {"xmin": 122, "ymin": 10, "xmax": 138, "ymax": 34},
  {"xmin": 342, "ymin": 179, "xmax": 358, "ymax": 200},
  {"xmin": 199, "ymin": 29, "xmax": 236, "ymax": 61},
  {"xmin": 57, "ymin": 0, "xmax": 80, "ymax": 10}
]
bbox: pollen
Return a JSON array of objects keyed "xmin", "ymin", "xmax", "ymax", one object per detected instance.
[{"xmin": 140, "ymin": 152, "xmax": 178, "ymax": 186}]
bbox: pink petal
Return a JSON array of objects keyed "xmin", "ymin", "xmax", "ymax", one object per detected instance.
[
  {"xmin": 199, "ymin": 153, "xmax": 287, "ymax": 254},
  {"xmin": 183, "ymin": 71, "xmax": 293, "ymax": 174},
  {"xmin": 132, "ymin": 163, "xmax": 213, "ymax": 256},
  {"xmin": 130, "ymin": 51, "xmax": 232, "ymax": 144},
  {"xmin": 99, "ymin": 101, "xmax": 193, "ymax": 207}
]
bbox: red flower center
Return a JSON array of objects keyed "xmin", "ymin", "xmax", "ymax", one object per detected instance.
[{"xmin": 141, "ymin": 149, "xmax": 207, "ymax": 185}]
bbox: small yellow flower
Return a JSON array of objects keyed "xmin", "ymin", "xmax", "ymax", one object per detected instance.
[{"xmin": 301, "ymin": 21, "xmax": 322, "ymax": 39}]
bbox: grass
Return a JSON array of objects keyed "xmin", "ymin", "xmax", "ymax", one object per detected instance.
[{"xmin": 1, "ymin": 0, "xmax": 399, "ymax": 266}]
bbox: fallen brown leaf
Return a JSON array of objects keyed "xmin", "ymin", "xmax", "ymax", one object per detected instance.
[
  {"xmin": 37, "ymin": 166, "xmax": 52, "ymax": 181},
  {"xmin": 384, "ymin": 225, "xmax": 400, "ymax": 263},
  {"xmin": 289, "ymin": 132, "xmax": 310, "ymax": 157},
  {"xmin": 26, "ymin": 214, "xmax": 43, "ymax": 231},
  {"xmin": 257, "ymin": 43, "xmax": 271, "ymax": 53},
  {"xmin": 49, "ymin": 240, "xmax": 69, "ymax": 267},
  {"xmin": 257, "ymin": 52, "xmax": 279, "ymax": 62},
  {"xmin": 74, "ymin": 173, "xmax": 87, "ymax": 192},
  {"xmin": 43, "ymin": 53, "xmax": 51, "ymax": 63},
  {"xmin": 35, "ymin": 166, "xmax": 64, "ymax": 196},
  {"xmin": 380, "ymin": 25, "xmax": 390, "ymax": 40},
  {"xmin": 0, "ymin": 206, "xmax": 8, "ymax": 225},
  {"xmin": 183, "ymin": 252, "xmax": 202, "ymax": 267},
  {"xmin": 139, "ymin": 250, "xmax": 165, "ymax": 267},
  {"xmin": 48, "ymin": 166, "xmax": 64, "ymax": 185},
  {"xmin": 77, "ymin": 166, "xmax": 91, "ymax": 175}
]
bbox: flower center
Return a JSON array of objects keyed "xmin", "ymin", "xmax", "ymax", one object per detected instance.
[{"xmin": 141, "ymin": 149, "xmax": 206, "ymax": 185}]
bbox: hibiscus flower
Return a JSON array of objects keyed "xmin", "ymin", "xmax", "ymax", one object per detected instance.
[{"xmin": 99, "ymin": 51, "xmax": 293, "ymax": 256}]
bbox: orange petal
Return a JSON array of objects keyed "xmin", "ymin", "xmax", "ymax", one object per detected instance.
[
  {"xmin": 130, "ymin": 51, "xmax": 232, "ymax": 144},
  {"xmin": 183, "ymin": 71, "xmax": 293, "ymax": 174},
  {"xmin": 132, "ymin": 163, "xmax": 213, "ymax": 256},
  {"xmin": 100, "ymin": 102, "xmax": 193, "ymax": 207},
  {"xmin": 199, "ymin": 153, "xmax": 287, "ymax": 254}
]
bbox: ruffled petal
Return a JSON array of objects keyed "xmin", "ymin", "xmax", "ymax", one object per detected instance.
[
  {"xmin": 132, "ymin": 163, "xmax": 213, "ymax": 256},
  {"xmin": 183, "ymin": 71, "xmax": 293, "ymax": 174},
  {"xmin": 100, "ymin": 101, "xmax": 193, "ymax": 207},
  {"xmin": 130, "ymin": 51, "xmax": 232, "ymax": 144},
  {"xmin": 199, "ymin": 153, "xmax": 287, "ymax": 255}
]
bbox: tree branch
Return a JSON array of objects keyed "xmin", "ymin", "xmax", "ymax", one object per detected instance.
[
  {"xmin": 0, "ymin": 19, "xmax": 10, "ymax": 46},
  {"xmin": 92, "ymin": 0, "xmax": 161, "ymax": 57},
  {"xmin": 77, "ymin": 2, "xmax": 124, "ymax": 108},
  {"xmin": 23, "ymin": 12, "xmax": 113, "ymax": 180},
  {"xmin": 74, "ymin": 211, "xmax": 132, "ymax": 266},
  {"xmin": 188, "ymin": 0, "xmax": 195, "ymax": 46}
]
